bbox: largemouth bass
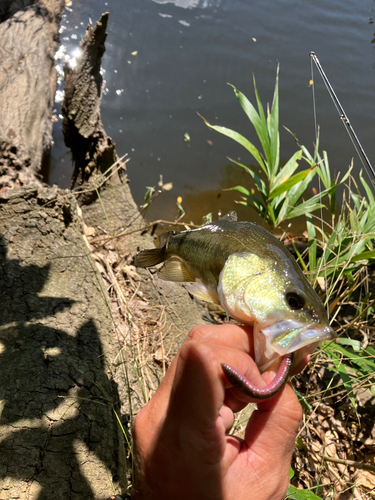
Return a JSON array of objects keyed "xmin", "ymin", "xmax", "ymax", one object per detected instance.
[{"xmin": 134, "ymin": 211, "xmax": 335, "ymax": 399}]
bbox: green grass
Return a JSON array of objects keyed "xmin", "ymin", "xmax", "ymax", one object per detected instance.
[{"xmin": 200, "ymin": 68, "xmax": 342, "ymax": 230}]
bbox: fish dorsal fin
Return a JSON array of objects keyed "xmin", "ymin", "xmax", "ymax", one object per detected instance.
[
  {"xmin": 220, "ymin": 211, "xmax": 238, "ymax": 222},
  {"xmin": 158, "ymin": 258, "xmax": 194, "ymax": 282},
  {"xmin": 158, "ymin": 231, "xmax": 174, "ymax": 247},
  {"xmin": 186, "ymin": 282, "xmax": 220, "ymax": 304}
]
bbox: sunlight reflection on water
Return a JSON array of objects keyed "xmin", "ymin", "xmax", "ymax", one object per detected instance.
[
  {"xmin": 151, "ymin": 0, "xmax": 205, "ymax": 8},
  {"xmin": 50, "ymin": 0, "xmax": 375, "ymax": 227}
]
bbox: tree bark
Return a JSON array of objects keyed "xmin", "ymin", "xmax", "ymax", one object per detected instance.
[
  {"xmin": 62, "ymin": 12, "xmax": 117, "ymax": 192},
  {"xmin": 0, "ymin": 0, "xmax": 64, "ymax": 191},
  {"xmin": 0, "ymin": 186, "xmax": 128, "ymax": 499},
  {"xmin": 0, "ymin": 8, "xmax": 211, "ymax": 499}
]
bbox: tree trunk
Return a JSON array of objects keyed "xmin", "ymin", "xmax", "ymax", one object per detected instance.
[
  {"xmin": 0, "ymin": 8, "xmax": 211, "ymax": 499},
  {"xmin": 62, "ymin": 12, "xmax": 117, "ymax": 192},
  {"xmin": 0, "ymin": 0, "xmax": 64, "ymax": 191},
  {"xmin": 0, "ymin": 186, "xmax": 128, "ymax": 499}
]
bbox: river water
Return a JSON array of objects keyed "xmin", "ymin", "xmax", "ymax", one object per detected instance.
[{"xmin": 51, "ymin": 0, "xmax": 375, "ymax": 227}]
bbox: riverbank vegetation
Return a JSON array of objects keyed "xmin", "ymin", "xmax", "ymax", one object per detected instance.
[
  {"xmin": 135, "ymin": 71, "xmax": 375, "ymax": 498},
  {"xmin": 198, "ymin": 72, "xmax": 375, "ymax": 498}
]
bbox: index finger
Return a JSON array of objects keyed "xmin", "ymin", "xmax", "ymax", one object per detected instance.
[
  {"xmin": 152, "ymin": 323, "xmax": 254, "ymax": 399},
  {"xmin": 139, "ymin": 323, "xmax": 255, "ymax": 429}
]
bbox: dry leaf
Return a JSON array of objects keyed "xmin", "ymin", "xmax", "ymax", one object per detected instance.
[
  {"xmin": 316, "ymin": 276, "xmax": 326, "ymax": 291},
  {"xmin": 162, "ymin": 182, "xmax": 173, "ymax": 191},
  {"xmin": 356, "ymin": 470, "xmax": 375, "ymax": 489},
  {"xmin": 153, "ymin": 348, "xmax": 170, "ymax": 369},
  {"xmin": 122, "ymin": 264, "xmax": 141, "ymax": 281},
  {"xmin": 107, "ymin": 250, "xmax": 118, "ymax": 266},
  {"xmin": 84, "ymin": 225, "xmax": 96, "ymax": 237},
  {"xmin": 324, "ymin": 430, "xmax": 337, "ymax": 457}
]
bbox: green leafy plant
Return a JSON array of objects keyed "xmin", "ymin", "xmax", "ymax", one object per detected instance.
[
  {"xmin": 200, "ymin": 69, "xmax": 338, "ymax": 229},
  {"xmin": 139, "ymin": 176, "xmax": 173, "ymax": 212},
  {"xmin": 298, "ymin": 169, "xmax": 375, "ymax": 302},
  {"xmin": 201, "ymin": 70, "xmax": 375, "ymax": 498},
  {"xmin": 288, "ymin": 469, "xmax": 323, "ymax": 500},
  {"xmin": 140, "ymin": 186, "xmax": 156, "ymax": 211}
]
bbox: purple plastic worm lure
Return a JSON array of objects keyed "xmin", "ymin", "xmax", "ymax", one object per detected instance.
[{"xmin": 221, "ymin": 353, "xmax": 294, "ymax": 400}]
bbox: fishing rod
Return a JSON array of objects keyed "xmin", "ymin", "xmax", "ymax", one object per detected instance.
[{"xmin": 309, "ymin": 51, "xmax": 375, "ymax": 181}]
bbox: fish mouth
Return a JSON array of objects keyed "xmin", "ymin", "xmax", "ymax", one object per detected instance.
[{"xmin": 257, "ymin": 319, "xmax": 336, "ymax": 372}]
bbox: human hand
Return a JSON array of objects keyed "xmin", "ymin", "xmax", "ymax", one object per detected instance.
[{"xmin": 132, "ymin": 324, "xmax": 302, "ymax": 500}]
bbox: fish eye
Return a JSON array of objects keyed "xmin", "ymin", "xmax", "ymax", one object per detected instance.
[{"xmin": 285, "ymin": 291, "xmax": 305, "ymax": 310}]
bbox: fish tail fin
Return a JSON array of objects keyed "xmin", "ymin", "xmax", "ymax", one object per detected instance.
[{"xmin": 134, "ymin": 246, "xmax": 166, "ymax": 268}]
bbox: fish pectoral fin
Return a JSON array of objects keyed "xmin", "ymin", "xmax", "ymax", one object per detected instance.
[
  {"xmin": 186, "ymin": 283, "xmax": 220, "ymax": 304},
  {"xmin": 158, "ymin": 258, "xmax": 194, "ymax": 282},
  {"xmin": 220, "ymin": 211, "xmax": 238, "ymax": 222},
  {"xmin": 134, "ymin": 247, "xmax": 165, "ymax": 268}
]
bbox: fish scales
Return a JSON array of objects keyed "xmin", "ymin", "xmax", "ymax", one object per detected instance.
[
  {"xmin": 157, "ymin": 220, "xmax": 301, "ymax": 288},
  {"xmin": 134, "ymin": 212, "xmax": 335, "ymax": 375}
]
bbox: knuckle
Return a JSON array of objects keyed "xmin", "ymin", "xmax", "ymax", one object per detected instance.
[{"xmin": 186, "ymin": 325, "xmax": 207, "ymax": 341}]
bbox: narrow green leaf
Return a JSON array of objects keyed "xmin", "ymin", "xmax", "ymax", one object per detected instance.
[
  {"xmin": 350, "ymin": 192, "xmax": 363, "ymax": 212},
  {"xmin": 350, "ymin": 249, "xmax": 375, "ymax": 263},
  {"xmin": 226, "ymin": 186, "xmax": 266, "ymax": 214},
  {"xmin": 286, "ymin": 485, "xmax": 323, "ymax": 500},
  {"xmin": 225, "ymin": 185, "xmax": 251, "ymax": 196},
  {"xmin": 236, "ymin": 200, "xmax": 265, "ymax": 217},
  {"xmin": 325, "ymin": 344, "xmax": 375, "ymax": 371},
  {"xmin": 294, "ymin": 388, "xmax": 312, "ymax": 411},
  {"xmin": 228, "ymin": 158, "xmax": 268, "ymax": 200},
  {"xmin": 277, "ymin": 169, "xmax": 318, "ymax": 221},
  {"xmin": 360, "ymin": 173, "xmax": 375, "ymax": 206},
  {"xmin": 269, "ymin": 168, "xmax": 314, "ymax": 200},
  {"xmin": 253, "ymin": 75, "xmax": 267, "ymax": 135},
  {"xmin": 312, "ymin": 131, "xmax": 320, "ymax": 163},
  {"xmin": 198, "ymin": 114, "xmax": 268, "ymax": 174},
  {"xmin": 266, "ymin": 203, "xmax": 277, "ymax": 227},
  {"xmin": 331, "ymin": 358, "xmax": 359, "ymax": 419},
  {"xmin": 306, "ymin": 215, "xmax": 317, "ymax": 273},
  {"xmin": 243, "ymin": 191, "xmax": 267, "ymax": 214},
  {"xmin": 286, "ymin": 181, "xmax": 343, "ymax": 220},
  {"xmin": 285, "ymin": 202, "xmax": 325, "ymax": 220},
  {"xmin": 267, "ymin": 66, "xmax": 280, "ymax": 178},
  {"xmin": 349, "ymin": 208, "xmax": 360, "ymax": 234},
  {"xmin": 230, "ymin": 85, "xmax": 272, "ymax": 166},
  {"xmin": 318, "ymin": 150, "xmax": 331, "ymax": 188},
  {"xmin": 336, "ymin": 338, "xmax": 362, "ymax": 351},
  {"xmin": 272, "ymin": 150, "xmax": 303, "ymax": 188}
]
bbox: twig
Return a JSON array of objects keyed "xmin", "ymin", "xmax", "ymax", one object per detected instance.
[
  {"xmin": 323, "ymin": 455, "xmax": 375, "ymax": 472},
  {"xmin": 90, "ymin": 219, "xmax": 200, "ymax": 244},
  {"xmin": 72, "ymin": 155, "xmax": 130, "ymax": 194}
]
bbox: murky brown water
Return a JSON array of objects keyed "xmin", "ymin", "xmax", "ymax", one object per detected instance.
[{"xmin": 51, "ymin": 0, "xmax": 375, "ymax": 230}]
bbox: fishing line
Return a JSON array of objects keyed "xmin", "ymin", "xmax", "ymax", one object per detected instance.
[
  {"xmin": 309, "ymin": 51, "xmax": 375, "ymax": 184},
  {"xmin": 310, "ymin": 56, "xmax": 318, "ymax": 141},
  {"xmin": 310, "ymin": 55, "xmax": 329, "ymax": 317}
]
